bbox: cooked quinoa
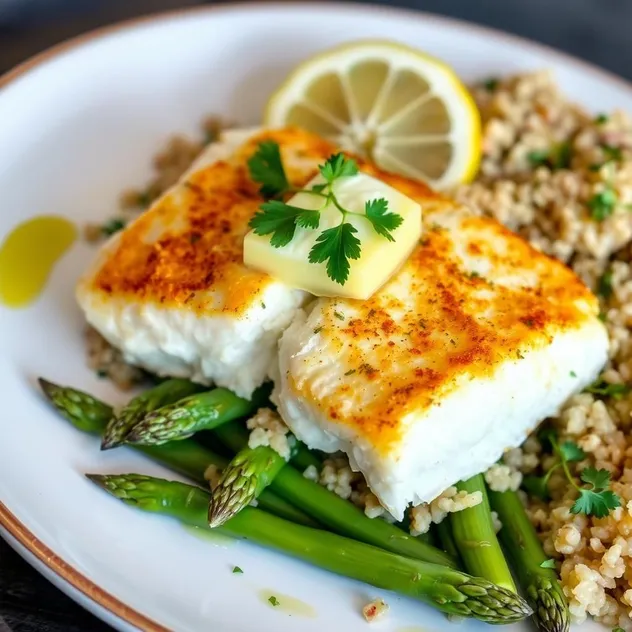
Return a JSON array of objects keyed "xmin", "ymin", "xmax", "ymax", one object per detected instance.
[
  {"xmin": 85, "ymin": 70, "xmax": 632, "ymax": 628},
  {"xmin": 246, "ymin": 408, "xmax": 292, "ymax": 460}
]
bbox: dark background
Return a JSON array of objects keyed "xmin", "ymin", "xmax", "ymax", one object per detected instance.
[{"xmin": 1, "ymin": 1, "xmax": 631, "ymax": 630}]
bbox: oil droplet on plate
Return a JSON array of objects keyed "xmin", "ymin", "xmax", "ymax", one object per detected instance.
[
  {"xmin": 182, "ymin": 524, "xmax": 235, "ymax": 547},
  {"xmin": 258, "ymin": 589, "xmax": 317, "ymax": 618},
  {"xmin": 0, "ymin": 215, "xmax": 76, "ymax": 308}
]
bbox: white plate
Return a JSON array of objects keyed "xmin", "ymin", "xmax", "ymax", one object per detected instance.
[{"xmin": 0, "ymin": 4, "xmax": 628, "ymax": 631}]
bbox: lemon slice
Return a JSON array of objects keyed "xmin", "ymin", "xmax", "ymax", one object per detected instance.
[{"xmin": 265, "ymin": 41, "xmax": 481, "ymax": 189}]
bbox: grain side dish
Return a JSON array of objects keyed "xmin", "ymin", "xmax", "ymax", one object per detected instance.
[{"xmin": 40, "ymin": 58, "xmax": 632, "ymax": 631}]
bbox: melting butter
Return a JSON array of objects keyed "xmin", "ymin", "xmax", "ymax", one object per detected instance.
[
  {"xmin": 0, "ymin": 215, "xmax": 76, "ymax": 308},
  {"xmin": 258, "ymin": 589, "xmax": 317, "ymax": 618}
]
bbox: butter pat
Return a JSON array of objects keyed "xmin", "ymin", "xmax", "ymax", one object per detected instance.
[{"xmin": 244, "ymin": 172, "xmax": 422, "ymax": 299}]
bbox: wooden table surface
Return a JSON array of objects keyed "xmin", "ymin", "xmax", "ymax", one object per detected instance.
[{"xmin": 1, "ymin": 0, "xmax": 632, "ymax": 630}]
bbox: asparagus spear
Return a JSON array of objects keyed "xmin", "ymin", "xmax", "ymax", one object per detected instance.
[
  {"xmin": 434, "ymin": 520, "xmax": 462, "ymax": 564},
  {"xmin": 124, "ymin": 388, "xmax": 262, "ymax": 446},
  {"xmin": 449, "ymin": 474, "xmax": 516, "ymax": 592},
  {"xmin": 38, "ymin": 379, "xmax": 315, "ymax": 527},
  {"xmin": 214, "ymin": 423, "xmax": 456, "ymax": 568},
  {"xmin": 101, "ymin": 378, "xmax": 204, "ymax": 449},
  {"xmin": 489, "ymin": 488, "xmax": 570, "ymax": 632},
  {"xmin": 209, "ymin": 444, "xmax": 290, "ymax": 528},
  {"xmin": 89, "ymin": 474, "xmax": 532, "ymax": 624}
]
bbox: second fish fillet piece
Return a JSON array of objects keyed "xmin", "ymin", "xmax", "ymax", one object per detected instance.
[{"xmin": 275, "ymin": 197, "xmax": 608, "ymax": 520}]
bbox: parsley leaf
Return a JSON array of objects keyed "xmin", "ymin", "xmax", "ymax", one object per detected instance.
[
  {"xmin": 598, "ymin": 268, "xmax": 614, "ymax": 299},
  {"xmin": 232, "ymin": 566, "xmax": 243, "ymax": 574},
  {"xmin": 585, "ymin": 380, "xmax": 631, "ymax": 400},
  {"xmin": 247, "ymin": 141, "xmax": 289, "ymax": 197},
  {"xmin": 571, "ymin": 468, "xmax": 621, "ymax": 518},
  {"xmin": 570, "ymin": 370, "xmax": 577, "ymax": 377},
  {"xmin": 540, "ymin": 559, "xmax": 556, "ymax": 569},
  {"xmin": 249, "ymin": 201, "xmax": 319, "ymax": 248},
  {"xmin": 365, "ymin": 198, "xmax": 403, "ymax": 242},
  {"xmin": 588, "ymin": 187, "xmax": 618, "ymax": 221},
  {"xmin": 319, "ymin": 153, "xmax": 359, "ymax": 183},
  {"xmin": 268, "ymin": 596, "xmax": 280, "ymax": 607},
  {"xmin": 559, "ymin": 440, "xmax": 586, "ymax": 463},
  {"xmin": 309, "ymin": 223, "xmax": 361, "ymax": 285}
]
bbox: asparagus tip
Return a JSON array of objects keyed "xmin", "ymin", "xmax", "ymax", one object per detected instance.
[
  {"xmin": 38, "ymin": 376, "xmax": 58, "ymax": 399},
  {"xmin": 100, "ymin": 436, "xmax": 121, "ymax": 451},
  {"xmin": 208, "ymin": 498, "xmax": 234, "ymax": 529},
  {"xmin": 86, "ymin": 473, "xmax": 107, "ymax": 489}
]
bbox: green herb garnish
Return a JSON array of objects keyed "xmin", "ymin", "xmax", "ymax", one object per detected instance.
[
  {"xmin": 570, "ymin": 370, "xmax": 577, "ymax": 378},
  {"xmin": 483, "ymin": 78, "xmax": 499, "ymax": 92},
  {"xmin": 527, "ymin": 142, "xmax": 571, "ymax": 170},
  {"xmin": 595, "ymin": 113, "xmax": 609, "ymax": 124},
  {"xmin": 540, "ymin": 559, "xmax": 556, "ymax": 569},
  {"xmin": 522, "ymin": 431, "xmax": 620, "ymax": 517},
  {"xmin": 588, "ymin": 187, "xmax": 618, "ymax": 221},
  {"xmin": 602, "ymin": 143, "xmax": 623, "ymax": 161},
  {"xmin": 232, "ymin": 566, "xmax": 243, "ymax": 574},
  {"xmin": 598, "ymin": 268, "xmax": 614, "ymax": 299},
  {"xmin": 585, "ymin": 379, "xmax": 631, "ymax": 400},
  {"xmin": 248, "ymin": 144, "xmax": 403, "ymax": 285},
  {"xmin": 268, "ymin": 596, "xmax": 280, "ymax": 607},
  {"xmin": 101, "ymin": 218, "xmax": 126, "ymax": 237},
  {"xmin": 247, "ymin": 141, "xmax": 290, "ymax": 197}
]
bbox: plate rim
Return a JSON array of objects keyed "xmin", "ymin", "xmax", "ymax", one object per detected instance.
[{"xmin": 2, "ymin": 3, "xmax": 632, "ymax": 630}]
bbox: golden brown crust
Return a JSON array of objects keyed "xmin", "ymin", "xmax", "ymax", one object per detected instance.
[{"xmin": 290, "ymin": 202, "xmax": 600, "ymax": 453}]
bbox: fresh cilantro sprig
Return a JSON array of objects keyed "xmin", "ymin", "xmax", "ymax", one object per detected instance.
[
  {"xmin": 247, "ymin": 143, "xmax": 404, "ymax": 285},
  {"xmin": 522, "ymin": 428, "xmax": 620, "ymax": 517}
]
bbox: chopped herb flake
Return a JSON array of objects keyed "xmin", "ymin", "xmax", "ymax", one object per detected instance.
[
  {"xmin": 344, "ymin": 369, "xmax": 356, "ymax": 376},
  {"xmin": 602, "ymin": 143, "xmax": 623, "ymax": 161},
  {"xmin": 483, "ymin": 77, "xmax": 499, "ymax": 92},
  {"xmin": 101, "ymin": 218, "xmax": 126, "ymax": 237},
  {"xmin": 598, "ymin": 268, "xmax": 614, "ymax": 299},
  {"xmin": 585, "ymin": 379, "xmax": 631, "ymax": 400},
  {"xmin": 232, "ymin": 566, "xmax": 243, "ymax": 574},
  {"xmin": 588, "ymin": 187, "xmax": 618, "ymax": 221},
  {"xmin": 570, "ymin": 370, "xmax": 577, "ymax": 377},
  {"xmin": 268, "ymin": 596, "xmax": 280, "ymax": 607},
  {"xmin": 334, "ymin": 311, "xmax": 345, "ymax": 321},
  {"xmin": 595, "ymin": 113, "xmax": 609, "ymax": 124},
  {"xmin": 540, "ymin": 559, "xmax": 556, "ymax": 569},
  {"xmin": 313, "ymin": 326, "xmax": 323, "ymax": 334},
  {"xmin": 96, "ymin": 369, "xmax": 108, "ymax": 379}
]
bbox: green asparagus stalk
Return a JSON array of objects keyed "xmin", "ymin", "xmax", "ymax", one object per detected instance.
[
  {"xmin": 89, "ymin": 474, "xmax": 532, "ymax": 625},
  {"xmin": 38, "ymin": 379, "xmax": 315, "ymax": 527},
  {"xmin": 290, "ymin": 444, "xmax": 321, "ymax": 471},
  {"xmin": 489, "ymin": 488, "xmax": 570, "ymax": 632},
  {"xmin": 101, "ymin": 378, "xmax": 204, "ymax": 450},
  {"xmin": 124, "ymin": 388, "xmax": 262, "ymax": 446},
  {"xmin": 449, "ymin": 474, "xmax": 516, "ymax": 592},
  {"xmin": 434, "ymin": 520, "xmax": 462, "ymax": 564},
  {"xmin": 214, "ymin": 422, "xmax": 456, "ymax": 568},
  {"xmin": 209, "ymin": 444, "xmax": 290, "ymax": 528}
]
